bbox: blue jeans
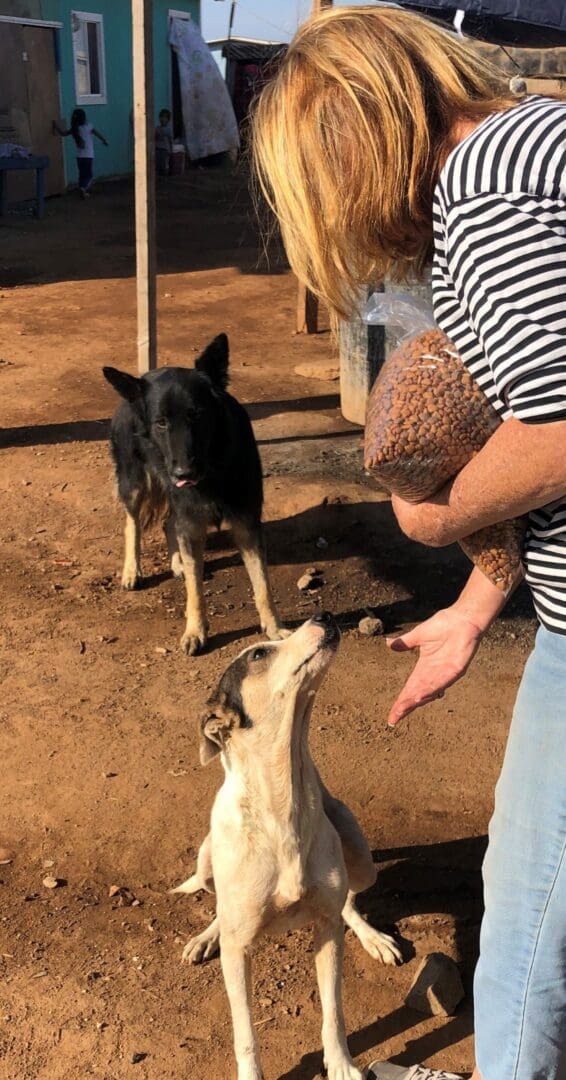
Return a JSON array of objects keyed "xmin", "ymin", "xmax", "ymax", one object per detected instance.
[{"xmin": 475, "ymin": 626, "xmax": 566, "ymax": 1079}]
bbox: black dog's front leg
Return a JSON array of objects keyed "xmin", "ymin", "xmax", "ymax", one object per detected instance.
[
  {"xmin": 177, "ymin": 525, "xmax": 208, "ymax": 655},
  {"xmin": 121, "ymin": 506, "xmax": 142, "ymax": 590},
  {"xmin": 164, "ymin": 514, "xmax": 183, "ymax": 579},
  {"xmin": 232, "ymin": 522, "xmax": 287, "ymax": 641}
]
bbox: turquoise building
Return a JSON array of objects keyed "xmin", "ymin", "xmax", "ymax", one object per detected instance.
[{"xmin": 0, "ymin": 0, "xmax": 199, "ymax": 192}]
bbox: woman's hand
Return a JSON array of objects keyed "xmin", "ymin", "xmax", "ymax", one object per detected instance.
[
  {"xmin": 386, "ymin": 608, "xmax": 483, "ymax": 726},
  {"xmin": 386, "ymin": 566, "xmax": 520, "ymax": 727}
]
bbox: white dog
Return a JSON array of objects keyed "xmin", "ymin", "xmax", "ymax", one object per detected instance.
[{"xmin": 174, "ymin": 612, "xmax": 402, "ymax": 1080}]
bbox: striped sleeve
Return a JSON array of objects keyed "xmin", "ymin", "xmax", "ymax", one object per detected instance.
[{"xmin": 444, "ymin": 192, "xmax": 566, "ymax": 423}]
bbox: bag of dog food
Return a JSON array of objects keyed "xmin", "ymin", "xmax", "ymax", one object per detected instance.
[{"xmin": 363, "ymin": 293, "xmax": 525, "ymax": 591}]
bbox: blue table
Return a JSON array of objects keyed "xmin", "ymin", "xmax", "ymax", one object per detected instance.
[{"xmin": 0, "ymin": 156, "xmax": 50, "ymax": 220}]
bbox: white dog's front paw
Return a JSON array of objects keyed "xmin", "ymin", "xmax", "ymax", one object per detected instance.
[
  {"xmin": 355, "ymin": 924, "xmax": 403, "ymax": 966},
  {"xmin": 181, "ymin": 927, "xmax": 220, "ymax": 964}
]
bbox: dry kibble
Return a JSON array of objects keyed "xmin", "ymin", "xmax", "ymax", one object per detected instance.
[{"xmin": 364, "ymin": 330, "xmax": 525, "ymax": 590}]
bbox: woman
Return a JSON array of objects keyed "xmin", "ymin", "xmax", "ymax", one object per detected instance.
[{"xmin": 254, "ymin": 8, "xmax": 566, "ymax": 1080}]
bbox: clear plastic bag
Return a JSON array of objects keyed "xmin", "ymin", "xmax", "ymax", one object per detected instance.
[{"xmin": 363, "ymin": 293, "xmax": 525, "ymax": 591}]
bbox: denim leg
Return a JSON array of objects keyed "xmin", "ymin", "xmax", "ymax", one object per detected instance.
[{"xmin": 474, "ymin": 627, "xmax": 566, "ymax": 1080}]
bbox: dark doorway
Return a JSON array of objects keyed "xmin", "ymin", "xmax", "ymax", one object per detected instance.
[{"xmin": 171, "ymin": 48, "xmax": 183, "ymax": 141}]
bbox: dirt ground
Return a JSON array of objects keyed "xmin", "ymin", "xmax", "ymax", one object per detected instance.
[{"xmin": 0, "ymin": 171, "xmax": 535, "ymax": 1080}]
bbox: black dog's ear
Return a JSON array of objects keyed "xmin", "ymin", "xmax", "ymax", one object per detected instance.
[
  {"xmin": 195, "ymin": 333, "xmax": 229, "ymax": 391},
  {"xmin": 103, "ymin": 366, "xmax": 144, "ymax": 405},
  {"xmin": 199, "ymin": 691, "xmax": 240, "ymax": 765}
]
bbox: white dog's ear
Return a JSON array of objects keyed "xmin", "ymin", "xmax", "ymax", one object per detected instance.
[{"xmin": 199, "ymin": 695, "xmax": 240, "ymax": 765}]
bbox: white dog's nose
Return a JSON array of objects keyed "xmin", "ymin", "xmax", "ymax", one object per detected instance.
[{"xmin": 311, "ymin": 611, "xmax": 340, "ymax": 644}]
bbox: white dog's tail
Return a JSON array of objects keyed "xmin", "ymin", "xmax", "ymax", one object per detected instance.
[{"xmin": 169, "ymin": 874, "xmax": 201, "ymax": 895}]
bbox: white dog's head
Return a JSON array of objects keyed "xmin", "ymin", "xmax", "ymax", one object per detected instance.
[{"xmin": 199, "ymin": 613, "xmax": 340, "ymax": 765}]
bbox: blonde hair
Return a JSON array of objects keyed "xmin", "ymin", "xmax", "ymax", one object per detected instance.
[{"xmin": 253, "ymin": 5, "xmax": 516, "ymax": 319}]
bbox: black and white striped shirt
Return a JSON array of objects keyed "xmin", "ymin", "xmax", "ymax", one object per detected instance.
[{"xmin": 432, "ymin": 96, "xmax": 566, "ymax": 633}]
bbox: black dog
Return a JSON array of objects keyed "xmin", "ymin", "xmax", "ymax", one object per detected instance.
[{"xmin": 103, "ymin": 334, "xmax": 286, "ymax": 654}]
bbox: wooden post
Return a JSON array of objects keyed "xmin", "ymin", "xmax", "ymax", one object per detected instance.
[
  {"xmin": 132, "ymin": 0, "xmax": 157, "ymax": 373},
  {"xmin": 295, "ymin": 0, "xmax": 333, "ymax": 334},
  {"xmin": 296, "ymin": 283, "xmax": 319, "ymax": 334}
]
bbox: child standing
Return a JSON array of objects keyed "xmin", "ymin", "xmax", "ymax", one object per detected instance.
[
  {"xmin": 155, "ymin": 108, "xmax": 173, "ymax": 176},
  {"xmin": 53, "ymin": 109, "xmax": 108, "ymax": 198}
]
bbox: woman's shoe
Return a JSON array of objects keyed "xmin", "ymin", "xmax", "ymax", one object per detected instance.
[{"xmin": 367, "ymin": 1065, "xmax": 464, "ymax": 1080}]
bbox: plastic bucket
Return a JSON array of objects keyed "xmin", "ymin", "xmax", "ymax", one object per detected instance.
[{"xmin": 170, "ymin": 143, "xmax": 185, "ymax": 176}]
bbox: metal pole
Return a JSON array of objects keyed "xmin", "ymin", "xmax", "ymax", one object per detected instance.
[
  {"xmin": 228, "ymin": 0, "xmax": 237, "ymax": 41},
  {"xmin": 132, "ymin": 0, "xmax": 157, "ymax": 373}
]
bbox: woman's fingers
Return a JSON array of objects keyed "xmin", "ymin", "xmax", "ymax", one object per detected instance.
[
  {"xmin": 386, "ymin": 609, "xmax": 483, "ymax": 727},
  {"xmin": 387, "ymin": 628, "xmax": 423, "ymax": 652},
  {"xmin": 387, "ymin": 675, "xmax": 445, "ymax": 727}
]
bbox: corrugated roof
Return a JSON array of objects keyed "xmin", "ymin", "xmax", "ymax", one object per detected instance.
[{"xmin": 207, "ymin": 36, "xmax": 285, "ymax": 49}]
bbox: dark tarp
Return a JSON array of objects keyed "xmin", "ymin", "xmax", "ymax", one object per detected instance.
[
  {"xmin": 396, "ymin": 2, "xmax": 566, "ymax": 45},
  {"xmin": 398, "ymin": 1, "xmax": 566, "ymax": 29}
]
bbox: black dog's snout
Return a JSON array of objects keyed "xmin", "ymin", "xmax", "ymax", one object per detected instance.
[
  {"xmin": 313, "ymin": 611, "xmax": 333, "ymax": 626},
  {"xmin": 173, "ymin": 464, "xmax": 191, "ymax": 477}
]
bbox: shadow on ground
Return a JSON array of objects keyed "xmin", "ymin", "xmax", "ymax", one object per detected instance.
[
  {"xmin": 0, "ymin": 166, "xmax": 288, "ymax": 287},
  {"xmin": 280, "ymin": 835, "xmax": 485, "ymax": 1080}
]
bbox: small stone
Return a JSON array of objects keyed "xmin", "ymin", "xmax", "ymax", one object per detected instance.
[
  {"xmin": 297, "ymin": 567, "xmax": 323, "ymax": 591},
  {"xmin": 358, "ymin": 616, "xmax": 384, "ymax": 637},
  {"xmin": 42, "ymin": 875, "xmax": 61, "ymax": 890},
  {"xmin": 154, "ymin": 646, "xmax": 170, "ymax": 655},
  {"xmin": 294, "ymin": 361, "xmax": 339, "ymax": 382},
  {"xmin": 0, "ymin": 847, "xmax": 14, "ymax": 865},
  {"xmin": 131, "ymin": 1052, "xmax": 147, "ymax": 1064},
  {"xmin": 42, "ymin": 859, "xmax": 55, "ymax": 869},
  {"xmin": 108, "ymin": 884, "xmax": 137, "ymax": 906},
  {"xmin": 405, "ymin": 952, "xmax": 464, "ymax": 1017}
]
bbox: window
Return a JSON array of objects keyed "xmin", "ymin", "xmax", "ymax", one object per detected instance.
[{"xmin": 72, "ymin": 11, "xmax": 107, "ymax": 105}]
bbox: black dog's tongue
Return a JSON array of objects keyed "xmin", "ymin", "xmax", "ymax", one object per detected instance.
[{"xmin": 175, "ymin": 478, "xmax": 196, "ymax": 488}]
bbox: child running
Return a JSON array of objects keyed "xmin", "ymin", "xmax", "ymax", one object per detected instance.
[{"xmin": 53, "ymin": 109, "xmax": 108, "ymax": 198}]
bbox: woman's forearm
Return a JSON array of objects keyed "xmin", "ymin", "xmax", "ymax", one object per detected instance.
[
  {"xmin": 452, "ymin": 565, "xmax": 522, "ymax": 632},
  {"xmin": 393, "ymin": 417, "xmax": 566, "ymax": 547}
]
